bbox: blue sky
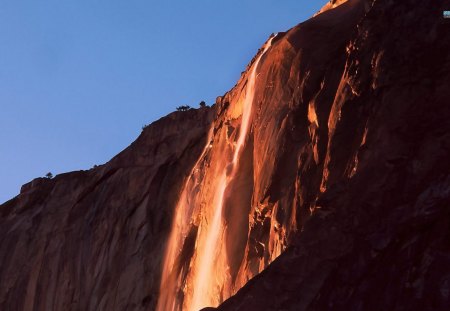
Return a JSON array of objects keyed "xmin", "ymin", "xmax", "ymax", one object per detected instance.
[{"xmin": 0, "ymin": 0, "xmax": 327, "ymax": 203}]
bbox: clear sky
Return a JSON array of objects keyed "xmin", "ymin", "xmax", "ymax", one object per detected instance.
[{"xmin": 0, "ymin": 0, "xmax": 327, "ymax": 203}]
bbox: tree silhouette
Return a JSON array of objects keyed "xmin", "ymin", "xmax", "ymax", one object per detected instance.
[{"xmin": 176, "ymin": 105, "xmax": 191, "ymax": 111}]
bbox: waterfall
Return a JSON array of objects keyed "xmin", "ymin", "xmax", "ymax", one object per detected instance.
[{"xmin": 157, "ymin": 35, "xmax": 275, "ymax": 311}]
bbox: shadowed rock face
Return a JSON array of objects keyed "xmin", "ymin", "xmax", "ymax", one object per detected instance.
[
  {"xmin": 0, "ymin": 109, "xmax": 214, "ymax": 310},
  {"xmin": 1, "ymin": 0, "xmax": 450, "ymax": 310}
]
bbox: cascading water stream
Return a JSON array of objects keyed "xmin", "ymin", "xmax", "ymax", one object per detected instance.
[
  {"xmin": 156, "ymin": 127, "xmax": 214, "ymax": 311},
  {"xmin": 157, "ymin": 35, "xmax": 275, "ymax": 311}
]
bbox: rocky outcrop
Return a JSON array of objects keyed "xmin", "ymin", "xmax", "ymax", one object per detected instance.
[
  {"xmin": 215, "ymin": 0, "xmax": 450, "ymax": 310},
  {"xmin": 0, "ymin": 109, "xmax": 214, "ymax": 310},
  {"xmin": 1, "ymin": 0, "xmax": 449, "ymax": 310}
]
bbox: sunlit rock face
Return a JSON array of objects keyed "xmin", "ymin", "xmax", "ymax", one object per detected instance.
[
  {"xmin": 156, "ymin": 1, "xmax": 372, "ymax": 309},
  {"xmin": 314, "ymin": 0, "xmax": 351, "ymax": 15},
  {"xmin": 1, "ymin": 0, "xmax": 449, "ymax": 310},
  {"xmin": 214, "ymin": 0, "xmax": 450, "ymax": 310}
]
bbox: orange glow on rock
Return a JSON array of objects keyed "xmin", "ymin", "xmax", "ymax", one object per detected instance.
[{"xmin": 156, "ymin": 36, "xmax": 276, "ymax": 311}]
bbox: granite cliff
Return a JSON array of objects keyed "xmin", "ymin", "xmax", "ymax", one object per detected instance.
[{"xmin": 1, "ymin": 0, "xmax": 449, "ymax": 310}]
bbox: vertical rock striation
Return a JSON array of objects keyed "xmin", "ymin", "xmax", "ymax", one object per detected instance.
[
  {"xmin": 216, "ymin": 0, "xmax": 450, "ymax": 310},
  {"xmin": 0, "ymin": 109, "xmax": 214, "ymax": 310}
]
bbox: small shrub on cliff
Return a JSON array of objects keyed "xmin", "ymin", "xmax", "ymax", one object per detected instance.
[
  {"xmin": 176, "ymin": 105, "xmax": 191, "ymax": 111},
  {"xmin": 45, "ymin": 172, "xmax": 53, "ymax": 179},
  {"xmin": 199, "ymin": 101, "xmax": 206, "ymax": 108}
]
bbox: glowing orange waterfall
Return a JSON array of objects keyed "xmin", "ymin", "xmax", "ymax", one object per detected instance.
[
  {"xmin": 157, "ymin": 36, "xmax": 275, "ymax": 311},
  {"xmin": 156, "ymin": 127, "xmax": 214, "ymax": 311}
]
